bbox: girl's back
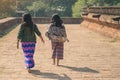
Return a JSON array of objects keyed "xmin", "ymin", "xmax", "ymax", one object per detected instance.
[{"xmin": 49, "ymin": 24, "xmax": 66, "ymax": 37}]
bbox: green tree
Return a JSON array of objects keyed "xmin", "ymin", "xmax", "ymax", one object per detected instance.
[
  {"xmin": 27, "ymin": 1, "xmax": 48, "ymax": 17},
  {"xmin": 27, "ymin": 0, "xmax": 77, "ymax": 17},
  {"xmin": 51, "ymin": 0, "xmax": 77, "ymax": 17},
  {"xmin": 72, "ymin": 0, "xmax": 86, "ymax": 17},
  {"xmin": 103, "ymin": 0, "xmax": 120, "ymax": 6},
  {"xmin": 0, "ymin": 0, "xmax": 16, "ymax": 18},
  {"xmin": 16, "ymin": 0, "xmax": 36, "ymax": 11}
]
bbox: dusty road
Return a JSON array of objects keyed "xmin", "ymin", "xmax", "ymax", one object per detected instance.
[{"xmin": 0, "ymin": 24, "xmax": 120, "ymax": 80}]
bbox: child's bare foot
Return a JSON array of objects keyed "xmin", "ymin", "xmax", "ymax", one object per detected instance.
[
  {"xmin": 27, "ymin": 68, "xmax": 31, "ymax": 73},
  {"xmin": 57, "ymin": 59, "xmax": 59, "ymax": 66},
  {"xmin": 53, "ymin": 58, "xmax": 55, "ymax": 65},
  {"xmin": 57, "ymin": 64, "xmax": 60, "ymax": 66},
  {"xmin": 52, "ymin": 63, "xmax": 55, "ymax": 65}
]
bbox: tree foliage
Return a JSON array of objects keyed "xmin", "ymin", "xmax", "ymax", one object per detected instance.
[
  {"xmin": 0, "ymin": 0, "xmax": 16, "ymax": 18},
  {"xmin": 0, "ymin": 0, "xmax": 35, "ymax": 18},
  {"xmin": 27, "ymin": 0, "xmax": 77, "ymax": 17},
  {"xmin": 0, "ymin": 0, "xmax": 120, "ymax": 18}
]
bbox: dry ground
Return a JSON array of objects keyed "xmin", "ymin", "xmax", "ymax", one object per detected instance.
[{"xmin": 0, "ymin": 24, "xmax": 120, "ymax": 80}]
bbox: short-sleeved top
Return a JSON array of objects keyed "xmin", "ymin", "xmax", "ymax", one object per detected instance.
[{"xmin": 17, "ymin": 23, "xmax": 41, "ymax": 42}]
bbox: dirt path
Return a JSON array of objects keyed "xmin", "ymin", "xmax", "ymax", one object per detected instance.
[{"xmin": 0, "ymin": 24, "xmax": 120, "ymax": 80}]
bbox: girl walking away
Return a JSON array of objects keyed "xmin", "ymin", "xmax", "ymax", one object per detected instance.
[
  {"xmin": 46, "ymin": 14, "xmax": 69, "ymax": 66},
  {"xmin": 17, "ymin": 13, "xmax": 44, "ymax": 73}
]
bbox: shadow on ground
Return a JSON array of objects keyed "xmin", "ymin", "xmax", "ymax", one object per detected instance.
[
  {"xmin": 30, "ymin": 65, "xmax": 99, "ymax": 79},
  {"xmin": 59, "ymin": 65, "xmax": 99, "ymax": 73},
  {"xmin": 30, "ymin": 70, "xmax": 72, "ymax": 80}
]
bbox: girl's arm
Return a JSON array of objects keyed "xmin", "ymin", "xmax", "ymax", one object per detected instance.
[
  {"xmin": 63, "ymin": 25, "xmax": 69, "ymax": 42},
  {"xmin": 34, "ymin": 24, "xmax": 45, "ymax": 43},
  {"xmin": 39, "ymin": 35, "xmax": 45, "ymax": 43},
  {"xmin": 66, "ymin": 38, "xmax": 69, "ymax": 42},
  {"xmin": 17, "ymin": 25, "xmax": 24, "ymax": 49},
  {"xmin": 17, "ymin": 39, "xmax": 20, "ymax": 49}
]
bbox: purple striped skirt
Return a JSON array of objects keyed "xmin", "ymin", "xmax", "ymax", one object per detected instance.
[
  {"xmin": 51, "ymin": 42, "xmax": 64, "ymax": 59},
  {"xmin": 22, "ymin": 42, "xmax": 36, "ymax": 68}
]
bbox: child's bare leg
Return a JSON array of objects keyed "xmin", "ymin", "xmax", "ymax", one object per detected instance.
[
  {"xmin": 53, "ymin": 58, "xmax": 55, "ymax": 65},
  {"xmin": 57, "ymin": 59, "xmax": 59, "ymax": 66}
]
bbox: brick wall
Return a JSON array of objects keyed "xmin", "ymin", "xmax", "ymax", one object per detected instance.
[
  {"xmin": 32, "ymin": 17, "xmax": 82, "ymax": 24},
  {"xmin": 0, "ymin": 17, "xmax": 82, "ymax": 33},
  {"xmin": 0, "ymin": 17, "xmax": 20, "ymax": 32},
  {"xmin": 81, "ymin": 6, "xmax": 120, "ymax": 41},
  {"xmin": 81, "ymin": 17, "xmax": 120, "ymax": 41}
]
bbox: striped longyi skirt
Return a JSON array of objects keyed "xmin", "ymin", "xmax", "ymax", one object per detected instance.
[
  {"xmin": 22, "ymin": 42, "xmax": 36, "ymax": 69},
  {"xmin": 51, "ymin": 42, "xmax": 64, "ymax": 59}
]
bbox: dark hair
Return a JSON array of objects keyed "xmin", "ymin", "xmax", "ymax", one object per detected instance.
[
  {"xmin": 22, "ymin": 13, "xmax": 33, "ymax": 23},
  {"xmin": 22, "ymin": 13, "xmax": 34, "ymax": 31},
  {"xmin": 51, "ymin": 14, "xmax": 63, "ymax": 28}
]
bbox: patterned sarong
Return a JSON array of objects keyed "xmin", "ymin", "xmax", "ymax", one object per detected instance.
[
  {"xmin": 22, "ymin": 42, "xmax": 36, "ymax": 68},
  {"xmin": 51, "ymin": 42, "xmax": 64, "ymax": 59}
]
